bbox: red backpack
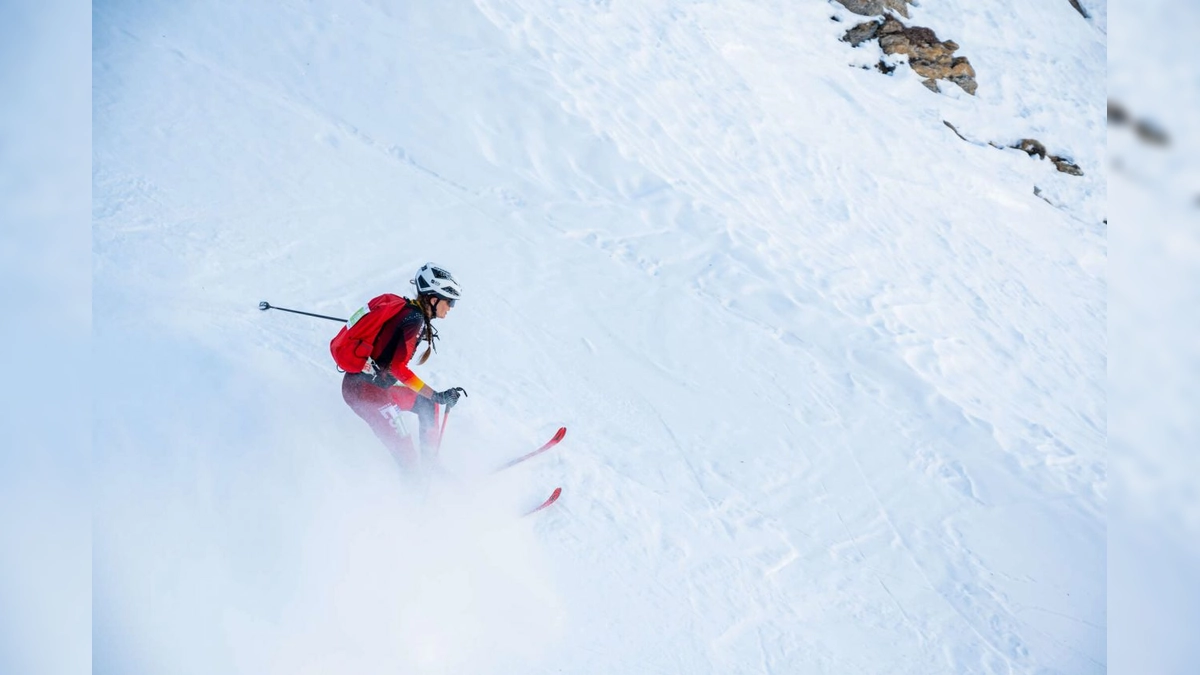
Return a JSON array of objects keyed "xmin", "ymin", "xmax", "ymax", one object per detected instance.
[{"xmin": 329, "ymin": 293, "xmax": 410, "ymax": 373}]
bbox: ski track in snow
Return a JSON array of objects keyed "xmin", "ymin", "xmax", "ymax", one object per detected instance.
[{"xmin": 93, "ymin": 1, "xmax": 1106, "ymax": 673}]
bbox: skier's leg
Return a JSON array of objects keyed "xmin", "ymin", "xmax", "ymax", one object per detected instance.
[
  {"xmin": 386, "ymin": 387, "xmax": 439, "ymax": 462},
  {"xmin": 341, "ymin": 374, "xmax": 419, "ymax": 470}
]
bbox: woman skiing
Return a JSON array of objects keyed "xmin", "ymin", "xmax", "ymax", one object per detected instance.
[{"xmin": 339, "ymin": 263, "xmax": 467, "ymax": 471}]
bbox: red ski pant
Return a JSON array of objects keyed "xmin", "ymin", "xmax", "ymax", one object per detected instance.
[{"xmin": 342, "ymin": 373, "xmax": 440, "ymax": 470}]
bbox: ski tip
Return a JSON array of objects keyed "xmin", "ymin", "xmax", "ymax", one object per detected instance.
[
  {"xmin": 525, "ymin": 487, "xmax": 563, "ymax": 516},
  {"xmin": 554, "ymin": 426, "xmax": 567, "ymax": 442}
]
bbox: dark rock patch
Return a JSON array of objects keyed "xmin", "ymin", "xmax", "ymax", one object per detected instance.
[
  {"xmin": 944, "ymin": 124, "xmax": 1085, "ymax": 178},
  {"xmin": 842, "ymin": 20, "xmax": 881, "ymax": 48},
  {"xmin": 1107, "ymin": 100, "xmax": 1129, "ymax": 125},
  {"xmin": 1014, "ymin": 138, "xmax": 1048, "ymax": 160},
  {"xmin": 1011, "ymin": 138, "xmax": 1083, "ymax": 175},
  {"xmin": 1134, "ymin": 120, "xmax": 1170, "ymax": 147},
  {"xmin": 1049, "ymin": 156, "xmax": 1083, "ymax": 176},
  {"xmin": 877, "ymin": 17, "xmax": 977, "ymax": 95},
  {"xmin": 833, "ymin": 0, "xmax": 914, "ymax": 18},
  {"xmin": 1109, "ymin": 99, "xmax": 1171, "ymax": 147},
  {"xmin": 841, "ymin": 14, "xmax": 977, "ymax": 95}
]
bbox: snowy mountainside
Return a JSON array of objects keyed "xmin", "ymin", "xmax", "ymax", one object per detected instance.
[{"xmin": 93, "ymin": 1, "xmax": 1106, "ymax": 674}]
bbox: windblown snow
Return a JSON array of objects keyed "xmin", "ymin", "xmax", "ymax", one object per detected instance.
[{"xmin": 93, "ymin": 1, "xmax": 1107, "ymax": 673}]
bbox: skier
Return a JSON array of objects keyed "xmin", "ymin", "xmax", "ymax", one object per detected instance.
[{"xmin": 340, "ymin": 263, "xmax": 468, "ymax": 471}]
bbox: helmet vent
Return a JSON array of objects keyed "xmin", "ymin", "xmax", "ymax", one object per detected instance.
[{"xmin": 412, "ymin": 262, "xmax": 463, "ymax": 301}]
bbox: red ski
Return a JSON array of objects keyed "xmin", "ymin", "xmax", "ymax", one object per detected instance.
[
  {"xmin": 524, "ymin": 487, "xmax": 562, "ymax": 516},
  {"xmin": 492, "ymin": 426, "xmax": 567, "ymax": 474}
]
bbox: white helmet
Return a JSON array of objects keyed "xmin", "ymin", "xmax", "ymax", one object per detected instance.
[{"xmin": 412, "ymin": 263, "xmax": 463, "ymax": 301}]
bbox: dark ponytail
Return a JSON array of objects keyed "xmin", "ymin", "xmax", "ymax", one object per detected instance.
[{"xmin": 412, "ymin": 295, "xmax": 439, "ymax": 365}]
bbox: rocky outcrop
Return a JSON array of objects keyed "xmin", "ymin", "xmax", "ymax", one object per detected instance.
[
  {"xmin": 877, "ymin": 17, "xmax": 977, "ymax": 95},
  {"xmin": 1012, "ymin": 138, "xmax": 1083, "ymax": 175},
  {"xmin": 842, "ymin": 19, "xmax": 881, "ymax": 47},
  {"xmin": 1015, "ymin": 138, "xmax": 1047, "ymax": 160},
  {"xmin": 833, "ymin": 0, "xmax": 913, "ymax": 18},
  {"xmin": 941, "ymin": 124, "xmax": 1085, "ymax": 178},
  {"xmin": 1050, "ymin": 156, "xmax": 1083, "ymax": 176},
  {"xmin": 837, "ymin": 5, "xmax": 1083, "ymax": 178},
  {"xmin": 1108, "ymin": 99, "xmax": 1170, "ymax": 147},
  {"xmin": 841, "ymin": 15, "xmax": 978, "ymax": 95}
]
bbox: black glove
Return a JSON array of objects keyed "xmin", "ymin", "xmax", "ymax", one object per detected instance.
[{"xmin": 431, "ymin": 386, "xmax": 468, "ymax": 407}]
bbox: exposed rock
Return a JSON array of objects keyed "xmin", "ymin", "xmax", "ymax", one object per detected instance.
[
  {"xmin": 1134, "ymin": 120, "xmax": 1170, "ymax": 146},
  {"xmin": 841, "ymin": 17, "xmax": 978, "ymax": 95},
  {"xmin": 1033, "ymin": 185, "xmax": 1057, "ymax": 208},
  {"xmin": 1010, "ymin": 139, "xmax": 1084, "ymax": 176},
  {"xmin": 921, "ymin": 79, "xmax": 940, "ymax": 93},
  {"xmin": 1107, "ymin": 100, "xmax": 1129, "ymax": 125},
  {"xmin": 1050, "ymin": 155, "xmax": 1084, "ymax": 176},
  {"xmin": 946, "ymin": 58, "xmax": 978, "ymax": 95},
  {"xmin": 877, "ymin": 17, "xmax": 978, "ymax": 95},
  {"xmin": 943, "ymin": 120, "xmax": 969, "ymax": 142},
  {"xmin": 876, "ymin": 60, "xmax": 896, "ymax": 75},
  {"xmin": 1014, "ymin": 138, "xmax": 1047, "ymax": 160},
  {"xmin": 833, "ymin": 0, "xmax": 913, "ymax": 18},
  {"xmin": 842, "ymin": 20, "xmax": 881, "ymax": 47},
  {"xmin": 1109, "ymin": 99, "xmax": 1171, "ymax": 146}
]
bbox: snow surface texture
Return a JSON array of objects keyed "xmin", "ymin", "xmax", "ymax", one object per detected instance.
[{"xmin": 93, "ymin": 1, "xmax": 1106, "ymax": 674}]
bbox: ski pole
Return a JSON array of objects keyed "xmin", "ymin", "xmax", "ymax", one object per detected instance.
[
  {"xmin": 258, "ymin": 301, "xmax": 346, "ymax": 323},
  {"xmin": 435, "ymin": 406, "xmax": 452, "ymax": 456}
]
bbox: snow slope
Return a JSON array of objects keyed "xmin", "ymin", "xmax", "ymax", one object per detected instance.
[{"xmin": 93, "ymin": 1, "xmax": 1106, "ymax": 673}]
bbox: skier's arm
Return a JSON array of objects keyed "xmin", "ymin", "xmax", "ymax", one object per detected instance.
[
  {"xmin": 391, "ymin": 360, "xmax": 465, "ymax": 405},
  {"xmin": 390, "ymin": 363, "xmax": 429, "ymax": 396},
  {"xmin": 391, "ymin": 366, "xmax": 441, "ymax": 400}
]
